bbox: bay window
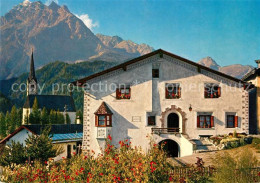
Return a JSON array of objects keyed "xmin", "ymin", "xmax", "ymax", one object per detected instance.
[{"xmin": 95, "ymin": 114, "xmax": 112, "ymax": 127}]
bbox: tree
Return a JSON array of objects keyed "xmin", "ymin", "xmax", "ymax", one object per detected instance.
[
  {"xmin": 29, "ymin": 97, "xmax": 41, "ymax": 124},
  {"xmin": 65, "ymin": 113, "xmax": 71, "ymax": 124},
  {"xmin": 25, "ymin": 126, "xmax": 63, "ymax": 163},
  {"xmin": 49, "ymin": 109, "xmax": 56, "ymax": 124},
  {"xmin": 0, "ymin": 141, "xmax": 27, "ymax": 168},
  {"xmin": 9, "ymin": 106, "xmax": 18, "ymax": 133},
  {"xmin": 5, "ymin": 111, "xmax": 11, "ymax": 134},
  {"xmin": 41, "ymin": 107, "xmax": 49, "ymax": 125},
  {"xmin": 56, "ymin": 110, "xmax": 65, "ymax": 124},
  {"xmin": 0, "ymin": 112, "xmax": 6, "ymax": 139}
]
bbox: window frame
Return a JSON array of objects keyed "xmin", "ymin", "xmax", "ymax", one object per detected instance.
[
  {"xmin": 204, "ymin": 83, "xmax": 221, "ymax": 98},
  {"xmin": 147, "ymin": 116, "xmax": 156, "ymax": 126},
  {"xmin": 197, "ymin": 115, "xmax": 214, "ymax": 128},
  {"xmin": 95, "ymin": 114, "xmax": 112, "ymax": 127},
  {"xmin": 152, "ymin": 69, "xmax": 159, "ymax": 78},
  {"xmin": 116, "ymin": 86, "xmax": 131, "ymax": 100},
  {"xmin": 165, "ymin": 83, "xmax": 181, "ymax": 99},
  {"xmin": 226, "ymin": 114, "xmax": 238, "ymax": 128}
]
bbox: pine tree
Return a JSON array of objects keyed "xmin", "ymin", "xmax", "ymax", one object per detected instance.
[
  {"xmin": 10, "ymin": 106, "xmax": 18, "ymax": 133},
  {"xmin": 25, "ymin": 126, "xmax": 63, "ymax": 163},
  {"xmin": 5, "ymin": 111, "xmax": 11, "ymax": 134},
  {"xmin": 0, "ymin": 113, "xmax": 6, "ymax": 139},
  {"xmin": 30, "ymin": 97, "xmax": 41, "ymax": 124},
  {"xmin": 17, "ymin": 108, "xmax": 22, "ymax": 127},
  {"xmin": 41, "ymin": 107, "xmax": 49, "ymax": 125},
  {"xmin": 56, "ymin": 110, "xmax": 65, "ymax": 124},
  {"xmin": 65, "ymin": 113, "xmax": 71, "ymax": 124},
  {"xmin": 49, "ymin": 110, "xmax": 56, "ymax": 124}
]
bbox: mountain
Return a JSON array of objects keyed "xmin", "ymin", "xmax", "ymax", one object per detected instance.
[
  {"xmin": 198, "ymin": 57, "xmax": 253, "ymax": 79},
  {"xmin": 96, "ymin": 34, "xmax": 154, "ymax": 56},
  {"xmin": 0, "ymin": 1, "xmax": 154, "ymax": 79}
]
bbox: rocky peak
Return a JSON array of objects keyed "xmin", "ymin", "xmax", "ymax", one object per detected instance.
[{"xmin": 198, "ymin": 56, "xmax": 220, "ymax": 70}]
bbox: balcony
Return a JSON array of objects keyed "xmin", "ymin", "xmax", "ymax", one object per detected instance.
[{"xmin": 151, "ymin": 128, "xmax": 180, "ymax": 135}]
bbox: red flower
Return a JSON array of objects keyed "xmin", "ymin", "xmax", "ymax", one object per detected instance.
[
  {"xmin": 108, "ymin": 134, "xmax": 112, "ymax": 141},
  {"xmin": 169, "ymin": 176, "xmax": 173, "ymax": 181},
  {"xmin": 100, "ymin": 173, "xmax": 103, "ymax": 176},
  {"xmin": 44, "ymin": 161, "xmax": 48, "ymax": 165}
]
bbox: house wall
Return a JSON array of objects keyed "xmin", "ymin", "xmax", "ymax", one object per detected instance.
[
  {"xmin": 53, "ymin": 142, "xmax": 77, "ymax": 161},
  {"xmin": 6, "ymin": 129, "xmax": 32, "ymax": 146},
  {"xmin": 82, "ymin": 55, "xmax": 249, "ymax": 157}
]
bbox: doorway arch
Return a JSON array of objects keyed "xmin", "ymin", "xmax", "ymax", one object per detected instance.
[
  {"xmin": 167, "ymin": 113, "xmax": 179, "ymax": 129},
  {"xmin": 159, "ymin": 139, "xmax": 179, "ymax": 157}
]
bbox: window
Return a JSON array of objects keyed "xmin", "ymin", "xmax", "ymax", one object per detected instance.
[
  {"xmin": 95, "ymin": 115, "xmax": 112, "ymax": 127},
  {"xmin": 148, "ymin": 116, "xmax": 156, "ymax": 126},
  {"xmin": 204, "ymin": 84, "xmax": 221, "ymax": 98},
  {"xmin": 197, "ymin": 115, "xmax": 214, "ymax": 128},
  {"xmin": 226, "ymin": 115, "xmax": 238, "ymax": 128},
  {"xmin": 165, "ymin": 83, "xmax": 181, "ymax": 99},
  {"xmin": 116, "ymin": 86, "xmax": 131, "ymax": 99},
  {"xmin": 152, "ymin": 69, "xmax": 159, "ymax": 78}
]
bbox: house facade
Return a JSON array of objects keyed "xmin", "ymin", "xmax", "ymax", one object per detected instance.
[{"xmin": 73, "ymin": 49, "xmax": 249, "ymax": 157}]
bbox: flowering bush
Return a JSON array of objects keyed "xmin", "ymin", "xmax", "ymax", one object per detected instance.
[{"xmin": 1, "ymin": 136, "xmax": 175, "ymax": 182}]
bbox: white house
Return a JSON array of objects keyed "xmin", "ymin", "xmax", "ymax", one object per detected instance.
[
  {"xmin": 72, "ymin": 49, "xmax": 249, "ymax": 157},
  {"xmin": 0, "ymin": 124, "xmax": 83, "ymax": 161}
]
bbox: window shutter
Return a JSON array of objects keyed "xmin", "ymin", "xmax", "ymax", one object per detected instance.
[
  {"xmin": 178, "ymin": 87, "xmax": 181, "ymax": 98},
  {"xmin": 197, "ymin": 116, "xmax": 200, "ymax": 127},
  {"xmin": 234, "ymin": 116, "xmax": 238, "ymax": 127},
  {"xmin": 218, "ymin": 87, "xmax": 221, "ymax": 97},
  {"xmin": 165, "ymin": 87, "xmax": 169, "ymax": 98},
  {"xmin": 204, "ymin": 87, "xmax": 207, "ymax": 98},
  {"xmin": 129, "ymin": 88, "xmax": 131, "ymax": 99},
  {"xmin": 116, "ymin": 88, "xmax": 120, "ymax": 99},
  {"xmin": 95, "ymin": 115, "xmax": 98, "ymax": 126},
  {"xmin": 211, "ymin": 116, "xmax": 214, "ymax": 127}
]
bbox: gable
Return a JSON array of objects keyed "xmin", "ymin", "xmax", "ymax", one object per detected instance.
[{"xmin": 72, "ymin": 49, "xmax": 244, "ymax": 86}]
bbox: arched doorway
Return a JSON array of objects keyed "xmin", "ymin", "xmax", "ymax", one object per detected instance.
[
  {"xmin": 159, "ymin": 139, "xmax": 179, "ymax": 157},
  {"xmin": 167, "ymin": 113, "xmax": 179, "ymax": 132}
]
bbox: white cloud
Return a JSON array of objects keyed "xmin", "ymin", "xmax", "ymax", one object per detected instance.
[
  {"xmin": 45, "ymin": 0, "xmax": 59, "ymax": 6},
  {"xmin": 75, "ymin": 14, "xmax": 99, "ymax": 30}
]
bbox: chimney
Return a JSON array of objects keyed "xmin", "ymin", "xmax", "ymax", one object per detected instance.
[{"xmin": 256, "ymin": 59, "xmax": 260, "ymax": 68}]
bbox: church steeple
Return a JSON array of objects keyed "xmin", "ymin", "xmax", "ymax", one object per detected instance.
[
  {"xmin": 28, "ymin": 49, "xmax": 37, "ymax": 82},
  {"xmin": 27, "ymin": 49, "xmax": 37, "ymax": 95}
]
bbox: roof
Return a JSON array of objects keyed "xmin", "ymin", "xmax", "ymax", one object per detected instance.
[
  {"xmin": 52, "ymin": 132, "xmax": 83, "ymax": 143},
  {"xmin": 242, "ymin": 68, "xmax": 260, "ymax": 81},
  {"xmin": 95, "ymin": 102, "xmax": 113, "ymax": 115},
  {"xmin": 0, "ymin": 124, "xmax": 83, "ymax": 144},
  {"xmin": 23, "ymin": 95, "xmax": 76, "ymax": 112},
  {"xmin": 71, "ymin": 49, "xmax": 244, "ymax": 86}
]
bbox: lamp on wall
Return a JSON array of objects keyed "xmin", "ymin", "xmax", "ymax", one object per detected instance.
[{"xmin": 189, "ymin": 104, "xmax": 192, "ymax": 112}]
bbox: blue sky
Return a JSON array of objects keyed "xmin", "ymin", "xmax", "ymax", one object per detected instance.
[{"xmin": 1, "ymin": 0, "xmax": 259, "ymax": 66}]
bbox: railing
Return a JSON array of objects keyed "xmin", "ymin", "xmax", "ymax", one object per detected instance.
[{"xmin": 152, "ymin": 128, "xmax": 180, "ymax": 134}]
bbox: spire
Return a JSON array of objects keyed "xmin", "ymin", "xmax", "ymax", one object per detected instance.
[{"xmin": 28, "ymin": 48, "xmax": 37, "ymax": 82}]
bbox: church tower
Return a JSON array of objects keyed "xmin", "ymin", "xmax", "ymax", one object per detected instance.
[{"xmin": 27, "ymin": 50, "xmax": 37, "ymax": 95}]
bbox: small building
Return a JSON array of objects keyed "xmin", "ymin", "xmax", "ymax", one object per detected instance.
[
  {"xmin": 72, "ymin": 49, "xmax": 250, "ymax": 157},
  {"xmin": 0, "ymin": 124, "xmax": 83, "ymax": 161},
  {"xmin": 22, "ymin": 50, "xmax": 77, "ymax": 124}
]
